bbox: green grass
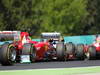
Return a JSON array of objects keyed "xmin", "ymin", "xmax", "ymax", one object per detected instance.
[{"xmin": 0, "ymin": 66, "xmax": 100, "ymax": 75}]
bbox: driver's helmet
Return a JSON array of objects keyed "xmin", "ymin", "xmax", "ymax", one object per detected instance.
[
  {"xmin": 48, "ymin": 38, "xmax": 53, "ymax": 42},
  {"xmin": 96, "ymin": 36, "xmax": 100, "ymax": 43}
]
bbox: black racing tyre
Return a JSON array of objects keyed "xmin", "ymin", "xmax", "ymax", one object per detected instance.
[
  {"xmin": 22, "ymin": 43, "xmax": 36, "ymax": 62},
  {"xmin": 86, "ymin": 46, "xmax": 96, "ymax": 60},
  {"xmin": 65, "ymin": 43, "xmax": 75, "ymax": 54},
  {"xmin": 0, "ymin": 43, "xmax": 16, "ymax": 66},
  {"xmin": 30, "ymin": 44, "xmax": 36, "ymax": 62},
  {"xmin": 96, "ymin": 51, "xmax": 100, "ymax": 59},
  {"xmin": 56, "ymin": 42, "xmax": 65, "ymax": 61},
  {"xmin": 75, "ymin": 44, "xmax": 85, "ymax": 60}
]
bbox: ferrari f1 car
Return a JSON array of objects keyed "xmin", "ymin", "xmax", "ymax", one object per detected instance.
[
  {"xmin": 0, "ymin": 31, "xmax": 85, "ymax": 66},
  {"xmin": 72, "ymin": 35, "xmax": 100, "ymax": 60},
  {"xmin": 78, "ymin": 35, "xmax": 100, "ymax": 60},
  {"xmin": 0, "ymin": 31, "xmax": 36, "ymax": 65},
  {"xmin": 39, "ymin": 32, "xmax": 85, "ymax": 61}
]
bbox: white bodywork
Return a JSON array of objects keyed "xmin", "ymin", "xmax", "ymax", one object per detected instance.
[
  {"xmin": 0, "ymin": 31, "xmax": 20, "ymax": 41},
  {"xmin": 41, "ymin": 32, "xmax": 61, "ymax": 39}
]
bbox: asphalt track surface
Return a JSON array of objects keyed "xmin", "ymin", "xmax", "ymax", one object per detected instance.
[{"xmin": 0, "ymin": 60, "xmax": 100, "ymax": 70}]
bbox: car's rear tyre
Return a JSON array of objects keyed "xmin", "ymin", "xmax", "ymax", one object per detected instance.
[
  {"xmin": 65, "ymin": 43, "xmax": 75, "ymax": 54},
  {"xmin": 22, "ymin": 43, "xmax": 36, "ymax": 62},
  {"xmin": 96, "ymin": 51, "xmax": 100, "ymax": 59},
  {"xmin": 56, "ymin": 42, "xmax": 65, "ymax": 61},
  {"xmin": 0, "ymin": 43, "xmax": 16, "ymax": 66},
  {"xmin": 86, "ymin": 46, "xmax": 96, "ymax": 60},
  {"xmin": 75, "ymin": 44, "xmax": 85, "ymax": 60}
]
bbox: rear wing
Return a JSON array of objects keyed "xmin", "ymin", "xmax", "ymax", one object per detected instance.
[
  {"xmin": 41, "ymin": 32, "xmax": 61, "ymax": 40},
  {"xmin": 0, "ymin": 31, "xmax": 21, "ymax": 41}
]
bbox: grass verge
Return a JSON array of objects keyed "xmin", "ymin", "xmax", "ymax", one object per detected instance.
[{"xmin": 0, "ymin": 66, "xmax": 100, "ymax": 75}]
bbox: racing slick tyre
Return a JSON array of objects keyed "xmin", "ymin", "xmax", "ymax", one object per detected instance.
[
  {"xmin": 56, "ymin": 42, "xmax": 65, "ymax": 61},
  {"xmin": 86, "ymin": 46, "xmax": 96, "ymax": 60},
  {"xmin": 65, "ymin": 43, "xmax": 75, "ymax": 54},
  {"xmin": 75, "ymin": 44, "xmax": 85, "ymax": 60},
  {"xmin": 96, "ymin": 52, "xmax": 100, "ymax": 59},
  {"xmin": 22, "ymin": 43, "xmax": 36, "ymax": 62},
  {"xmin": 0, "ymin": 43, "xmax": 16, "ymax": 66}
]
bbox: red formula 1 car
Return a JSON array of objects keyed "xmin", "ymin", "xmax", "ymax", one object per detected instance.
[
  {"xmin": 84, "ymin": 36, "xmax": 100, "ymax": 60},
  {"xmin": 0, "ymin": 31, "xmax": 36, "ymax": 65},
  {"xmin": 75, "ymin": 35, "xmax": 100, "ymax": 60},
  {"xmin": 40, "ymin": 32, "xmax": 85, "ymax": 61}
]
